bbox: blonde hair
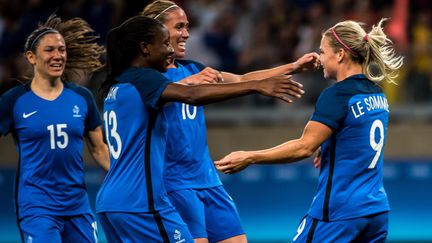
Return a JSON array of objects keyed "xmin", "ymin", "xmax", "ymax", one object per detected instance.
[
  {"xmin": 141, "ymin": 0, "xmax": 180, "ymax": 22},
  {"xmin": 324, "ymin": 18, "xmax": 403, "ymax": 84}
]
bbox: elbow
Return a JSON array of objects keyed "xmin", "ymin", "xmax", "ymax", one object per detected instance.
[
  {"xmin": 297, "ymin": 144, "xmax": 316, "ymax": 159},
  {"xmin": 182, "ymin": 89, "xmax": 207, "ymax": 105}
]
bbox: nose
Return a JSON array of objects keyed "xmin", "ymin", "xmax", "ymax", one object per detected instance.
[
  {"xmin": 53, "ymin": 49, "xmax": 65, "ymax": 59},
  {"xmin": 182, "ymin": 28, "xmax": 189, "ymax": 39}
]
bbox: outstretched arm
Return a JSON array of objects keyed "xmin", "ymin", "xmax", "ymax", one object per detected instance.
[
  {"xmin": 214, "ymin": 121, "xmax": 332, "ymax": 174},
  {"xmin": 85, "ymin": 126, "xmax": 110, "ymax": 171},
  {"xmin": 178, "ymin": 67, "xmax": 224, "ymax": 85},
  {"xmin": 222, "ymin": 52, "xmax": 320, "ymax": 83},
  {"xmin": 160, "ymin": 75, "xmax": 304, "ymax": 105}
]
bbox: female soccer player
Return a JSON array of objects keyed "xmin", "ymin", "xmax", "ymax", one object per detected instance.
[
  {"xmin": 215, "ymin": 19, "xmax": 403, "ymax": 242},
  {"xmin": 142, "ymin": 1, "xmax": 319, "ymax": 242},
  {"xmin": 0, "ymin": 15, "xmax": 109, "ymax": 242},
  {"xmin": 96, "ymin": 15, "xmax": 305, "ymax": 242}
]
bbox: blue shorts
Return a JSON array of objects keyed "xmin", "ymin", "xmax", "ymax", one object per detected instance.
[
  {"xmin": 292, "ymin": 212, "xmax": 388, "ymax": 243},
  {"xmin": 20, "ymin": 213, "xmax": 97, "ymax": 243},
  {"xmin": 98, "ymin": 206, "xmax": 193, "ymax": 243},
  {"xmin": 167, "ymin": 186, "xmax": 245, "ymax": 242}
]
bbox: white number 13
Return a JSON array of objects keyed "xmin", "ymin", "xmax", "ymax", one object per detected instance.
[
  {"xmin": 104, "ymin": 110, "xmax": 122, "ymax": 159},
  {"xmin": 369, "ymin": 119, "xmax": 384, "ymax": 169}
]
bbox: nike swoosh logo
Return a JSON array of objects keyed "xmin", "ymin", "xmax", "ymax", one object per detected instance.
[{"xmin": 23, "ymin": 111, "xmax": 38, "ymax": 118}]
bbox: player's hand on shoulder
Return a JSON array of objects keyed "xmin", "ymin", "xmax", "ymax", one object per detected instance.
[{"xmin": 257, "ymin": 75, "xmax": 304, "ymax": 103}]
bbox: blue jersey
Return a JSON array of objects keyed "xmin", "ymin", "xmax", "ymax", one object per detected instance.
[
  {"xmin": 162, "ymin": 60, "xmax": 222, "ymax": 192},
  {"xmin": 0, "ymin": 82, "xmax": 101, "ymax": 219},
  {"xmin": 96, "ymin": 67, "xmax": 173, "ymax": 213},
  {"xmin": 309, "ymin": 74, "xmax": 390, "ymax": 221}
]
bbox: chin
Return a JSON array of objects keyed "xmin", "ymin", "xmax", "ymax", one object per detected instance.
[{"xmin": 175, "ymin": 51, "xmax": 186, "ymax": 59}]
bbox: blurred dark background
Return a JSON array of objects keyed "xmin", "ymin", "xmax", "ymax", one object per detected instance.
[{"xmin": 1, "ymin": 0, "xmax": 431, "ymax": 242}]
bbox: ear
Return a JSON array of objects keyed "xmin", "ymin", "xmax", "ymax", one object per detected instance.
[
  {"xmin": 25, "ymin": 51, "xmax": 36, "ymax": 65},
  {"xmin": 139, "ymin": 42, "xmax": 150, "ymax": 56},
  {"xmin": 336, "ymin": 48, "xmax": 345, "ymax": 63}
]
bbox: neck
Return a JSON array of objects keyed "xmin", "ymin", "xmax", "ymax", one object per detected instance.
[
  {"xmin": 336, "ymin": 62, "xmax": 363, "ymax": 82},
  {"xmin": 167, "ymin": 57, "xmax": 177, "ymax": 68},
  {"xmin": 31, "ymin": 74, "xmax": 64, "ymax": 100}
]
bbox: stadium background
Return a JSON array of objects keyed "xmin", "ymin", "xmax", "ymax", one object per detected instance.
[{"xmin": 1, "ymin": 0, "xmax": 431, "ymax": 242}]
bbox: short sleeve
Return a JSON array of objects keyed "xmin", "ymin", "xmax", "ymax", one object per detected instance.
[
  {"xmin": 0, "ymin": 86, "xmax": 27, "ymax": 136},
  {"xmin": 310, "ymin": 86, "xmax": 349, "ymax": 130},
  {"xmin": 68, "ymin": 84, "xmax": 102, "ymax": 132},
  {"xmin": 132, "ymin": 68, "xmax": 171, "ymax": 109}
]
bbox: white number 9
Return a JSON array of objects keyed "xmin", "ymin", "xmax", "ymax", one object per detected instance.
[{"xmin": 369, "ymin": 119, "xmax": 384, "ymax": 169}]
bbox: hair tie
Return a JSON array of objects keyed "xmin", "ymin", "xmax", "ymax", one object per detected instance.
[{"xmin": 363, "ymin": 34, "xmax": 369, "ymax": 42}]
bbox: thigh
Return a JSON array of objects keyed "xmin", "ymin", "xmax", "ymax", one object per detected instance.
[
  {"xmin": 168, "ymin": 189, "xmax": 207, "ymax": 239},
  {"xmin": 202, "ymin": 186, "xmax": 245, "ymax": 243},
  {"xmin": 20, "ymin": 215, "xmax": 62, "ymax": 243},
  {"xmin": 62, "ymin": 214, "xmax": 98, "ymax": 243},
  {"xmin": 99, "ymin": 208, "xmax": 193, "ymax": 243}
]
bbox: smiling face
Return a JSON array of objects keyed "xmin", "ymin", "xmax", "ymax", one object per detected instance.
[
  {"xmin": 319, "ymin": 35, "xmax": 339, "ymax": 80},
  {"xmin": 163, "ymin": 8, "xmax": 189, "ymax": 59},
  {"xmin": 147, "ymin": 26, "xmax": 175, "ymax": 72},
  {"xmin": 26, "ymin": 33, "xmax": 66, "ymax": 80}
]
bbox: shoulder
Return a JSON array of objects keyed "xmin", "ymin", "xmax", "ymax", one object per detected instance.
[
  {"xmin": 0, "ymin": 83, "xmax": 30, "ymax": 105},
  {"xmin": 118, "ymin": 67, "xmax": 170, "ymax": 85},
  {"xmin": 64, "ymin": 82, "xmax": 95, "ymax": 100},
  {"xmin": 176, "ymin": 59, "xmax": 206, "ymax": 71}
]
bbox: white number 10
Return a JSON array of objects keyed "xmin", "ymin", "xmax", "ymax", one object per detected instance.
[{"xmin": 369, "ymin": 119, "xmax": 384, "ymax": 169}]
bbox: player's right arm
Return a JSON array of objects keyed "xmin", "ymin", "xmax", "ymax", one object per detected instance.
[{"xmin": 214, "ymin": 121, "xmax": 332, "ymax": 174}]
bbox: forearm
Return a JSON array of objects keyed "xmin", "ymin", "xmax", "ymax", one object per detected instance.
[
  {"xmin": 85, "ymin": 127, "xmax": 110, "ymax": 171},
  {"xmin": 252, "ymin": 139, "xmax": 315, "ymax": 165},
  {"xmin": 240, "ymin": 63, "xmax": 298, "ymax": 82},
  {"xmin": 162, "ymin": 82, "xmax": 257, "ymax": 105},
  {"xmin": 223, "ymin": 62, "xmax": 300, "ymax": 84},
  {"xmin": 90, "ymin": 145, "xmax": 110, "ymax": 171}
]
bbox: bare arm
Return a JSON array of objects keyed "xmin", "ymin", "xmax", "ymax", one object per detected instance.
[
  {"xmin": 222, "ymin": 52, "xmax": 320, "ymax": 83},
  {"xmin": 85, "ymin": 126, "xmax": 110, "ymax": 171},
  {"xmin": 160, "ymin": 75, "xmax": 304, "ymax": 105},
  {"xmin": 214, "ymin": 121, "xmax": 332, "ymax": 174},
  {"xmin": 177, "ymin": 67, "xmax": 224, "ymax": 85}
]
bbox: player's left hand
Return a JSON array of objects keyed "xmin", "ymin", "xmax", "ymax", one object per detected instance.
[
  {"xmin": 293, "ymin": 52, "xmax": 321, "ymax": 73},
  {"xmin": 214, "ymin": 151, "xmax": 253, "ymax": 174}
]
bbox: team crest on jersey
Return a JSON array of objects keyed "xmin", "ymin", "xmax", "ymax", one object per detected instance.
[
  {"xmin": 73, "ymin": 105, "xmax": 82, "ymax": 117},
  {"xmin": 174, "ymin": 229, "xmax": 185, "ymax": 243}
]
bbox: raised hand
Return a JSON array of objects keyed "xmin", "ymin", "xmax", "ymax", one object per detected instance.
[
  {"xmin": 256, "ymin": 75, "xmax": 304, "ymax": 103},
  {"xmin": 182, "ymin": 67, "xmax": 224, "ymax": 85},
  {"xmin": 293, "ymin": 52, "xmax": 321, "ymax": 73},
  {"xmin": 214, "ymin": 151, "xmax": 253, "ymax": 174}
]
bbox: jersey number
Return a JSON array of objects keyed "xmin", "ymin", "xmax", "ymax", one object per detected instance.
[
  {"xmin": 369, "ymin": 119, "xmax": 384, "ymax": 169},
  {"xmin": 104, "ymin": 110, "xmax": 122, "ymax": 159},
  {"xmin": 47, "ymin": 124, "xmax": 68, "ymax": 149},
  {"xmin": 181, "ymin": 103, "xmax": 197, "ymax": 120}
]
